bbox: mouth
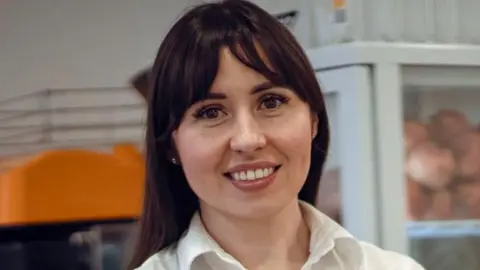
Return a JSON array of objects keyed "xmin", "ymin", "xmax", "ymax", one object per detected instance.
[{"xmin": 223, "ymin": 165, "xmax": 281, "ymax": 181}]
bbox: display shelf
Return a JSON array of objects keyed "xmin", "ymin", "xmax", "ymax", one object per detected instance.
[{"xmin": 407, "ymin": 220, "xmax": 480, "ymax": 239}]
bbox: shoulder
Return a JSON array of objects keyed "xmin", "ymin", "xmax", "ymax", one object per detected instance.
[
  {"xmin": 134, "ymin": 249, "xmax": 179, "ymax": 270},
  {"xmin": 358, "ymin": 241, "xmax": 425, "ymax": 270}
]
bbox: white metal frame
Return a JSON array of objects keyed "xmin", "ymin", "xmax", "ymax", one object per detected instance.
[
  {"xmin": 316, "ymin": 67, "xmax": 379, "ymax": 245},
  {"xmin": 307, "ymin": 41, "xmax": 480, "ymax": 255}
]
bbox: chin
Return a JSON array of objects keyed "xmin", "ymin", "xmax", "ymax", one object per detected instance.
[{"xmin": 221, "ymin": 196, "xmax": 297, "ymax": 220}]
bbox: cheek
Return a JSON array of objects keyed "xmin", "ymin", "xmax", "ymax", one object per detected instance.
[
  {"xmin": 268, "ymin": 109, "xmax": 314, "ymax": 156},
  {"xmin": 174, "ymin": 127, "xmax": 226, "ymax": 181},
  {"xmin": 265, "ymin": 109, "xmax": 314, "ymax": 178}
]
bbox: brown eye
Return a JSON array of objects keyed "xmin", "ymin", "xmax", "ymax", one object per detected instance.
[
  {"xmin": 263, "ymin": 98, "xmax": 281, "ymax": 109},
  {"xmin": 260, "ymin": 94, "xmax": 289, "ymax": 110},
  {"xmin": 205, "ymin": 108, "xmax": 219, "ymax": 119},
  {"xmin": 194, "ymin": 106, "xmax": 224, "ymax": 119}
]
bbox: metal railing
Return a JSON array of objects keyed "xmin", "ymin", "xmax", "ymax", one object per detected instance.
[{"xmin": 0, "ymin": 87, "xmax": 146, "ymax": 158}]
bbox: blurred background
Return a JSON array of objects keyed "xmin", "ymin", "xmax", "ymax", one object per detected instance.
[{"xmin": 2, "ymin": 0, "xmax": 480, "ymax": 269}]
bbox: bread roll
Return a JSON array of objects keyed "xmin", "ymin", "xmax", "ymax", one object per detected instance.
[
  {"xmin": 449, "ymin": 132, "xmax": 480, "ymax": 179},
  {"xmin": 406, "ymin": 179, "xmax": 430, "ymax": 220},
  {"xmin": 405, "ymin": 142, "xmax": 456, "ymax": 189},
  {"xmin": 404, "ymin": 121, "xmax": 430, "ymax": 156},
  {"xmin": 425, "ymin": 190, "xmax": 453, "ymax": 220},
  {"xmin": 455, "ymin": 180, "xmax": 480, "ymax": 218},
  {"xmin": 429, "ymin": 109, "xmax": 470, "ymax": 147}
]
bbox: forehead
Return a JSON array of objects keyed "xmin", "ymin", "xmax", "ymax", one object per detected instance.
[
  {"xmin": 212, "ymin": 48, "xmax": 264, "ymax": 86},
  {"xmin": 210, "ymin": 46, "xmax": 274, "ymax": 93}
]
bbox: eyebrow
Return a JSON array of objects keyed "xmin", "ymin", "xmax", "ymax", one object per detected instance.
[
  {"xmin": 251, "ymin": 81, "xmax": 276, "ymax": 94},
  {"xmin": 205, "ymin": 81, "xmax": 276, "ymax": 100}
]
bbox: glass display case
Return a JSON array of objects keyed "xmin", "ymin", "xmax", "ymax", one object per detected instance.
[
  {"xmin": 402, "ymin": 68, "xmax": 480, "ymax": 269},
  {"xmin": 308, "ymin": 42, "xmax": 480, "ymax": 270}
]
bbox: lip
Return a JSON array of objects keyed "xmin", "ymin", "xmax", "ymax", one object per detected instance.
[{"xmin": 225, "ymin": 161, "xmax": 279, "ymax": 173}]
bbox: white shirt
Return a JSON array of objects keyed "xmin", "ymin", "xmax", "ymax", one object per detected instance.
[{"xmin": 136, "ymin": 201, "xmax": 425, "ymax": 270}]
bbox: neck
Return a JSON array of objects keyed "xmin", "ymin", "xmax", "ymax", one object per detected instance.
[{"xmin": 200, "ymin": 199, "xmax": 310, "ymax": 270}]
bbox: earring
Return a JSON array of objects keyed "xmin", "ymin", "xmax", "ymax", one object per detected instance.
[{"xmin": 171, "ymin": 158, "xmax": 177, "ymax": 164}]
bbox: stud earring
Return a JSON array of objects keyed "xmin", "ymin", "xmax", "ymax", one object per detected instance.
[{"xmin": 171, "ymin": 158, "xmax": 178, "ymax": 164}]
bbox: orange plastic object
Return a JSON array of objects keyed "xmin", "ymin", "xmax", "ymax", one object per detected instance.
[
  {"xmin": 0, "ymin": 144, "xmax": 145, "ymax": 226},
  {"xmin": 0, "ymin": 154, "xmax": 38, "ymax": 175}
]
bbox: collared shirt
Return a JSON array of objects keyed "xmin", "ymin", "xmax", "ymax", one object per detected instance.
[{"xmin": 136, "ymin": 201, "xmax": 425, "ymax": 270}]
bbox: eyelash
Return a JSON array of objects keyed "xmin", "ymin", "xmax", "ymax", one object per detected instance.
[
  {"xmin": 259, "ymin": 94, "xmax": 289, "ymax": 109},
  {"xmin": 193, "ymin": 106, "xmax": 224, "ymax": 119},
  {"xmin": 192, "ymin": 94, "xmax": 290, "ymax": 120}
]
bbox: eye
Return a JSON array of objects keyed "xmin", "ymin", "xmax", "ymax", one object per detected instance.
[
  {"xmin": 259, "ymin": 94, "xmax": 289, "ymax": 110},
  {"xmin": 193, "ymin": 106, "xmax": 225, "ymax": 120}
]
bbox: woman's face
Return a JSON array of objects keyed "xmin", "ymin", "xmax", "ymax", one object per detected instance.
[{"xmin": 173, "ymin": 48, "xmax": 318, "ymax": 219}]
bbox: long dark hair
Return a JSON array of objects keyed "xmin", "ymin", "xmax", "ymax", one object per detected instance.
[{"xmin": 129, "ymin": 0, "xmax": 330, "ymax": 268}]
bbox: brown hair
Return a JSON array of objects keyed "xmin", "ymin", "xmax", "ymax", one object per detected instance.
[{"xmin": 128, "ymin": 1, "xmax": 330, "ymax": 268}]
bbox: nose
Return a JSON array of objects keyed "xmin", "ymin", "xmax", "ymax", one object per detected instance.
[{"xmin": 230, "ymin": 114, "xmax": 267, "ymax": 153}]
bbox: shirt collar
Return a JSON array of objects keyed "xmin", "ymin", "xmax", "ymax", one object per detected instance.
[
  {"xmin": 300, "ymin": 201, "xmax": 353, "ymax": 261},
  {"xmin": 177, "ymin": 213, "xmax": 220, "ymax": 270},
  {"xmin": 177, "ymin": 200, "xmax": 361, "ymax": 270}
]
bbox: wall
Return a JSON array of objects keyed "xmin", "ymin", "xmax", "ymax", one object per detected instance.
[
  {"xmin": 249, "ymin": 0, "xmax": 314, "ymax": 48},
  {"xmin": 0, "ymin": 0, "xmax": 318, "ymax": 100},
  {"xmin": 0, "ymin": 0, "xmax": 201, "ymax": 156},
  {"xmin": 0, "ymin": 0, "xmax": 198, "ymax": 100}
]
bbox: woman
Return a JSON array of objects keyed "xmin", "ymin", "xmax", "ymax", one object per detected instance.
[{"xmin": 130, "ymin": 1, "xmax": 425, "ymax": 269}]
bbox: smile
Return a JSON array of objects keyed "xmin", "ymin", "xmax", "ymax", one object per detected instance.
[
  {"xmin": 229, "ymin": 167, "xmax": 274, "ymax": 181},
  {"xmin": 224, "ymin": 165, "xmax": 281, "ymax": 181}
]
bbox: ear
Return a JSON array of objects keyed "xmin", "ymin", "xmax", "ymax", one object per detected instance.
[
  {"xmin": 311, "ymin": 113, "xmax": 319, "ymax": 140},
  {"xmin": 171, "ymin": 130, "xmax": 178, "ymax": 143}
]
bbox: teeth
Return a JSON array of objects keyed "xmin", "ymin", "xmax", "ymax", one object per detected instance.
[
  {"xmin": 254, "ymin": 169, "xmax": 263, "ymax": 179},
  {"xmin": 230, "ymin": 167, "xmax": 275, "ymax": 181}
]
